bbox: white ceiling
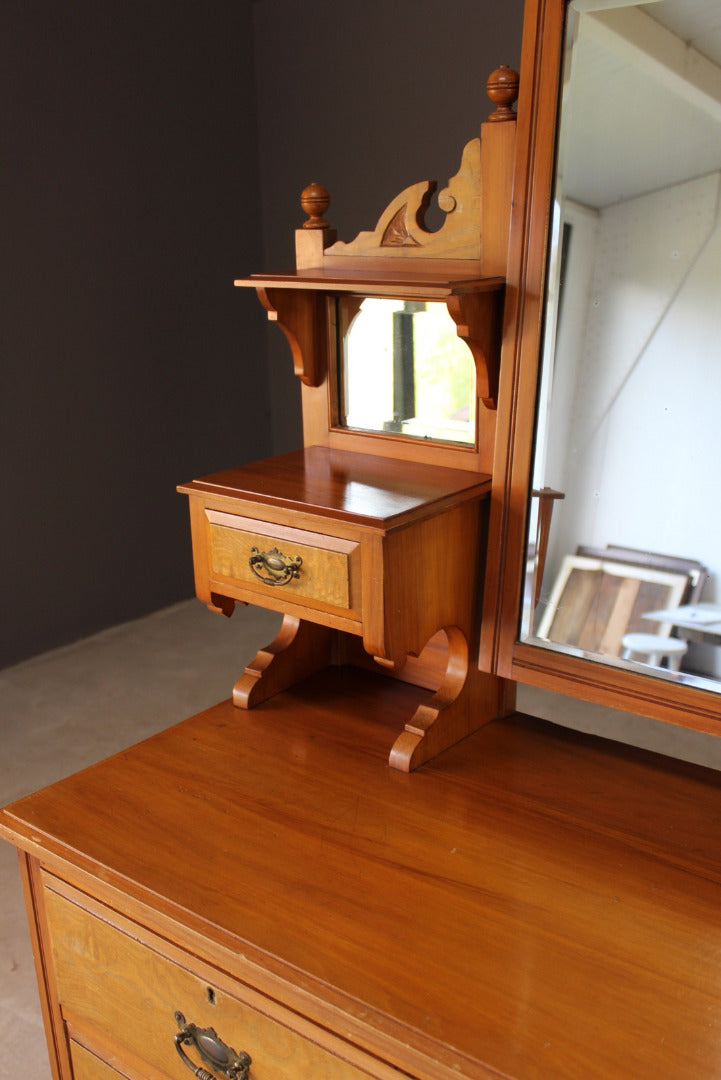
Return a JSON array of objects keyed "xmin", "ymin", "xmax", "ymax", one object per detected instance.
[
  {"xmin": 650, "ymin": 0, "xmax": 721, "ymax": 68},
  {"xmin": 560, "ymin": 0, "xmax": 721, "ymax": 207}
]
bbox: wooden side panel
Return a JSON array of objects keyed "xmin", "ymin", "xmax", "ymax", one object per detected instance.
[
  {"xmin": 380, "ymin": 499, "xmax": 512, "ymax": 769},
  {"xmin": 381, "ymin": 501, "xmax": 483, "ymax": 664},
  {"xmin": 18, "ymin": 854, "xmax": 73, "ymax": 1080},
  {"xmin": 185, "ymin": 496, "xmax": 217, "ymax": 612}
]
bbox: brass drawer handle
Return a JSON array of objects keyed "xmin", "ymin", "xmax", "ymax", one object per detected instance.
[
  {"xmin": 249, "ymin": 545, "xmax": 302, "ymax": 586},
  {"xmin": 173, "ymin": 1011, "xmax": 251, "ymax": 1080}
]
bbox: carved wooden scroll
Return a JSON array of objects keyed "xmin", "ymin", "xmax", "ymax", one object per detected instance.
[
  {"xmin": 325, "ymin": 138, "xmax": 483, "ymax": 261},
  {"xmin": 295, "ymin": 66, "xmax": 519, "ymax": 270}
]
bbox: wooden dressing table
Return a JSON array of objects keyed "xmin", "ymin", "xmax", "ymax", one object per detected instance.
[{"xmin": 4, "ymin": 3, "xmax": 721, "ymax": 1079}]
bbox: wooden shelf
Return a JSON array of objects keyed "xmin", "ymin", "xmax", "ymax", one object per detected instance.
[{"xmin": 235, "ymin": 266, "xmax": 505, "ymax": 301}]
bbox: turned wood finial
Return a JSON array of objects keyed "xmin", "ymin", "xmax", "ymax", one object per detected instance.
[
  {"xmin": 486, "ymin": 65, "xmax": 519, "ymax": 122},
  {"xmin": 300, "ymin": 182, "xmax": 331, "ymax": 229}
]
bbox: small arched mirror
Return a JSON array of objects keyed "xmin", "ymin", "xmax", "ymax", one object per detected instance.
[
  {"xmin": 484, "ymin": 0, "xmax": 721, "ymax": 731},
  {"xmin": 337, "ymin": 296, "xmax": 477, "ymax": 446}
]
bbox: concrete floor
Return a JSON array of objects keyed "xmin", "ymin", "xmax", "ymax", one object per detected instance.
[
  {"xmin": 3, "ymin": 599, "xmax": 721, "ymax": 1079},
  {"xmin": 0, "ymin": 600, "xmax": 282, "ymax": 1080}
]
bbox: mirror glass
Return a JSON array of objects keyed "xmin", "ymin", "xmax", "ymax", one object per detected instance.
[
  {"xmin": 336, "ymin": 296, "xmax": 476, "ymax": 445},
  {"xmin": 521, "ymin": 0, "xmax": 721, "ymax": 690}
]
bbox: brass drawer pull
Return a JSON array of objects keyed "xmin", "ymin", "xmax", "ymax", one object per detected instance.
[
  {"xmin": 173, "ymin": 1011, "xmax": 251, "ymax": 1080},
  {"xmin": 249, "ymin": 545, "xmax": 302, "ymax": 586}
]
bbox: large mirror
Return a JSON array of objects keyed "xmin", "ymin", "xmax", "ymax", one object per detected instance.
[{"xmin": 521, "ymin": 0, "xmax": 721, "ymax": 692}]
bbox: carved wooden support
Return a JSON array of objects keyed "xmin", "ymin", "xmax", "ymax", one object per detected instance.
[
  {"xmin": 255, "ymin": 287, "xmax": 326, "ymax": 387},
  {"xmin": 233, "ymin": 617, "xmax": 508, "ymax": 772},
  {"xmin": 233, "ymin": 616, "xmax": 336, "ymax": 709},
  {"xmin": 208, "ymin": 592, "xmax": 236, "ymax": 617},
  {"xmin": 446, "ymin": 288, "xmax": 504, "ymax": 409},
  {"xmin": 388, "ymin": 625, "xmax": 508, "ymax": 772}
]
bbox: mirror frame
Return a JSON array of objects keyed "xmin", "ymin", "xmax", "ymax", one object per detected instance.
[{"xmin": 480, "ymin": 0, "xmax": 721, "ymax": 736}]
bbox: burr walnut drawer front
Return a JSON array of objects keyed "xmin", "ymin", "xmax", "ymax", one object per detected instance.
[
  {"xmin": 44, "ymin": 884, "xmax": 389, "ymax": 1080},
  {"xmin": 206, "ymin": 508, "xmax": 362, "ymax": 620}
]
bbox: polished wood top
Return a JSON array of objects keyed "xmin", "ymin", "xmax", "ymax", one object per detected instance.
[
  {"xmin": 4, "ymin": 668, "xmax": 721, "ymax": 1079},
  {"xmin": 235, "ymin": 266, "xmax": 505, "ymax": 300},
  {"xmin": 178, "ymin": 446, "xmax": 491, "ymax": 530}
]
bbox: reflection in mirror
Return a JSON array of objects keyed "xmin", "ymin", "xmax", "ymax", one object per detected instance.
[
  {"xmin": 337, "ymin": 297, "xmax": 476, "ymax": 446},
  {"xmin": 522, "ymin": 0, "xmax": 721, "ymax": 689}
]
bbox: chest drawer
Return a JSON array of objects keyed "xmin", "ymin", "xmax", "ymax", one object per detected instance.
[
  {"xmin": 68, "ymin": 1043, "xmax": 121, "ymax": 1080},
  {"xmin": 44, "ymin": 883, "xmax": 393, "ymax": 1080},
  {"xmin": 207, "ymin": 509, "xmax": 360, "ymax": 616}
]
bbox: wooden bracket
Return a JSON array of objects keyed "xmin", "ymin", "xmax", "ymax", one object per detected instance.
[
  {"xmin": 389, "ymin": 625, "xmax": 510, "ymax": 771},
  {"xmin": 208, "ymin": 592, "xmax": 236, "ymax": 617},
  {"xmin": 255, "ymin": 287, "xmax": 327, "ymax": 388},
  {"xmin": 446, "ymin": 289, "xmax": 504, "ymax": 409}
]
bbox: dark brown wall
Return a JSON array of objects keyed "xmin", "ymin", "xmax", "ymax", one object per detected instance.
[
  {"xmin": 1, "ymin": 0, "xmax": 526, "ymax": 669},
  {"xmin": 252, "ymin": 0, "xmax": 526, "ymax": 452},
  {"xmin": 1, "ymin": 2, "xmax": 268, "ymax": 667}
]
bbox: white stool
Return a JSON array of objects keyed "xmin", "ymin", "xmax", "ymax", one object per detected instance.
[{"xmin": 621, "ymin": 633, "xmax": 688, "ymax": 671}]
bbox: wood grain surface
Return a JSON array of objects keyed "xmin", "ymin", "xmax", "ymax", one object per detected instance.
[
  {"xmin": 178, "ymin": 446, "xmax": 491, "ymax": 530},
  {"xmin": 235, "ymin": 266, "xmax": 504, "ymax": 298},
  {"xmin": 4, "ymin": 667, "xmax": 721, "ymax": 1079}
]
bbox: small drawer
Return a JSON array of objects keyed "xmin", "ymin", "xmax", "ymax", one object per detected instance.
[
  {"xmin": 45, "ymin": 886, "xmax": 384, "ymax": 1080},
  {"xmin": 206, "ymin": 509, "xmax": 361, "ymax": 616}
]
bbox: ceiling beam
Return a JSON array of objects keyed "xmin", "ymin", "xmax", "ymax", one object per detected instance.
[{"xmin": 583, "ymin": 6, "xmax": 721, "ymax": 124}]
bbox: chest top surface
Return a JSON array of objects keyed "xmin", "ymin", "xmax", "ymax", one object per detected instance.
[{"xmin": 4, "ymin": 669, "xmax": 721, "ymax": 1080}]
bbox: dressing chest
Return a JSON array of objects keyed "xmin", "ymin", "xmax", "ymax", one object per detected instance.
[
  {"xmin": 6, "ymin": 672, "xmax": 721, "ymax": 1080},
  {"xmin": 5, "ymin": 1, "xmax": 721, "ymax": 1077}
]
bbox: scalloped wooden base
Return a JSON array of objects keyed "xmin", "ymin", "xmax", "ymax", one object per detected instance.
[
  {"xmin": 233, "ymin": 617, "xmax": 335, "ymax": 710},
  {"xmin": 233, "ymin": 618, "xmax": 510, "ymax": 771},
  {"xmin": 388, "ymin": 625, "xmax": 508, "ymax": 772}
]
